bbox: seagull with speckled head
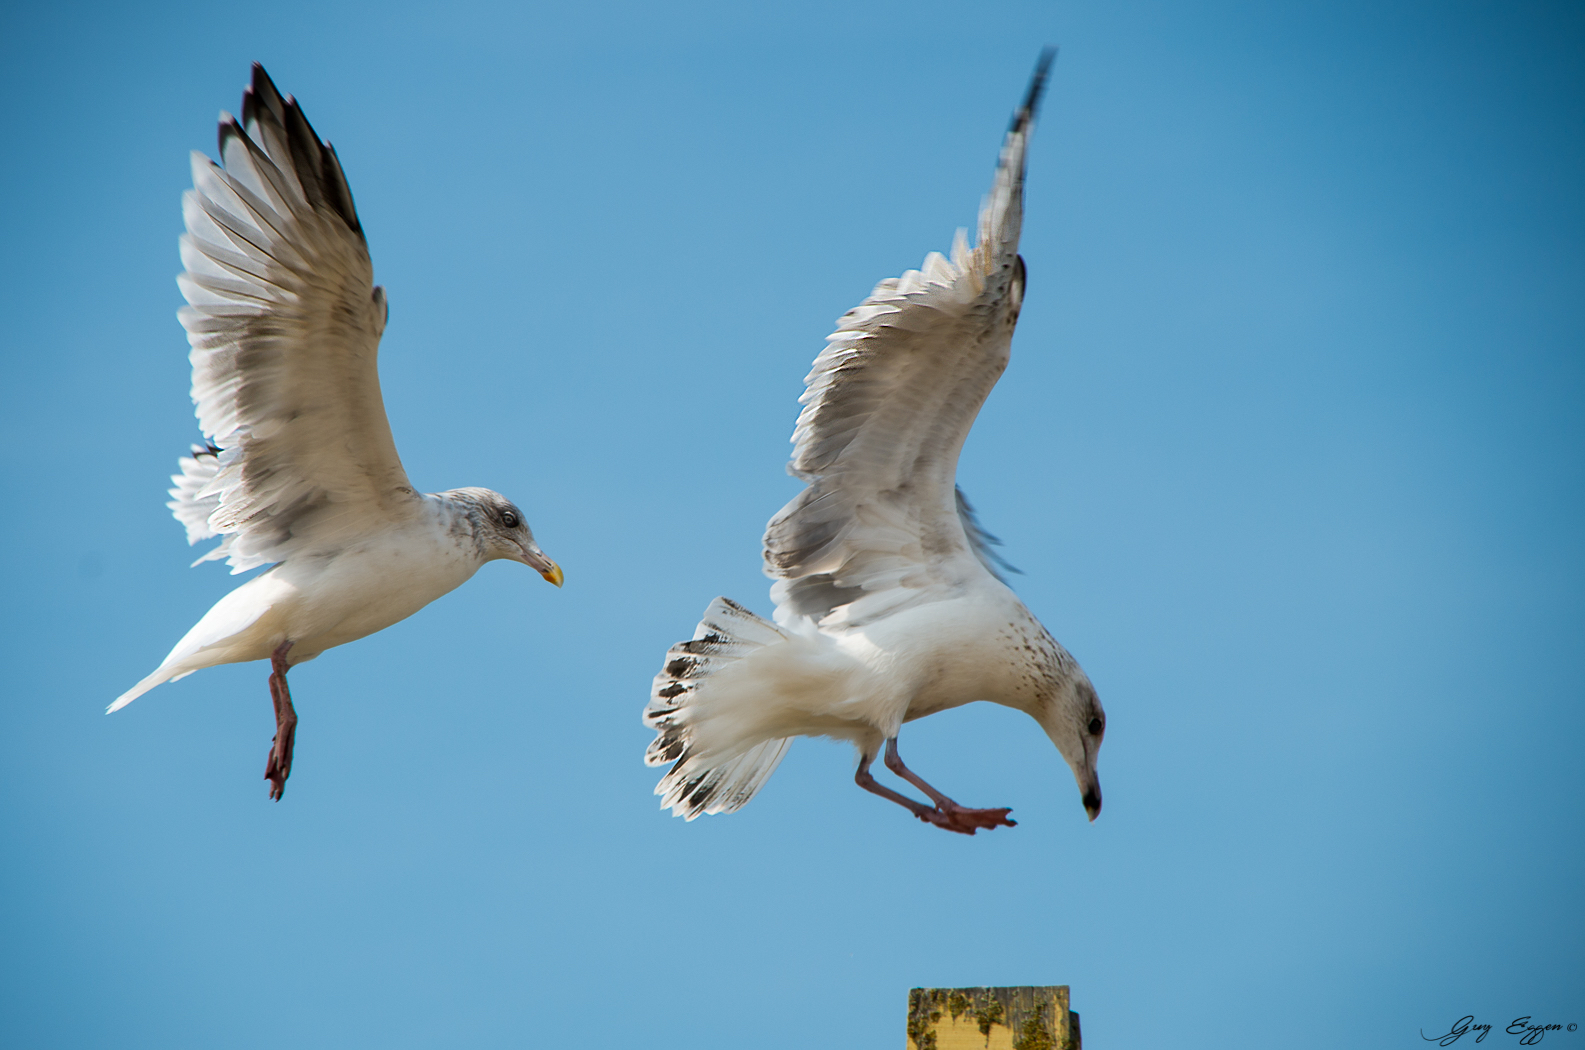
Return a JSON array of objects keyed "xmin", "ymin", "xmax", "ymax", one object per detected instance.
[
  {"xmin": 111, "ymin": 66, "xmax": 564, "ymax": 800},
  {"xmin": 643, "ymin": 51, "xmax": 1106, "ymax": 834}
]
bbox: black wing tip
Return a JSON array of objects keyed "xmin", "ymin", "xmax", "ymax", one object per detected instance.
[
  {"xmin": 249, "ymin": 62, "xmax": 277, "ymax": 96},
  {"xmin": 224, "ymin": 63, "xmax": 279, "ymax": 157},
  {"xmin": 215, "ymin": 111, "xmax": 244, "ymax": 158},
  {"xmin": 230, "ymin": 63, "xmax": 366, "ymax": 240},
  {"xmin": 1012, "ymin": 46, "xmax": 1059, "ymax": 133},
  {"xmin": 243, "ymin": 63, "xmax": 288, "ymax": 127}
]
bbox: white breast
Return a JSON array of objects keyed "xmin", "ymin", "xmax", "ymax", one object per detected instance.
[{"xmin": 274, "ymin": 501, "xmax": 484, "ymax": 660}]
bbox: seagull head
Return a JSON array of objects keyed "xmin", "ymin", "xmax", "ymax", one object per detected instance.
[
  {"xmin": 1035, "ymin": 670, "xmax": 1105, "ymax": 822},
  {"xmin": 444, "ymin": 487, "xmax": 564, "ymax": 587}
]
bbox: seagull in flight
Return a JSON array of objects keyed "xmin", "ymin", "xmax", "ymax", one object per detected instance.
[
  {"xmin": 112, "ymin": 65, "xmax": 564, "ymax": 800},
  {"xmin": 644, "ymin": 51, "xmax": 1105, "ymax": 834}
]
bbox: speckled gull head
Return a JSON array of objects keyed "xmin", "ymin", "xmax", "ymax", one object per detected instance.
[
  {"xmin": 1034, "ymin": 659, "xmax": 1105, "ymax": 822},
  {"xmin": 440, "ymin": 487, "xmax": 564, "ymax": 584}
]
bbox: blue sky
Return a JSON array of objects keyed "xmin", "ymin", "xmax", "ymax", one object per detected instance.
[{"xmin": 1, "ymin": 1, "xmax": 1580, "ymax": 1047}]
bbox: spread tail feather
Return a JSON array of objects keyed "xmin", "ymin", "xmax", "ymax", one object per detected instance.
[{"xmin": 645, "ymin": 597, "xmax": 793, "ymax": 819}]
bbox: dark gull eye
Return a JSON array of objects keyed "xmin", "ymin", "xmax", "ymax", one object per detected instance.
[
  {"xmin": 501, "ymin": 510, "xmax": 520, "ymax": 529},
  {"xmin": 1087, "ymin": 717, "xmax": 1104, "ymax": 736}
]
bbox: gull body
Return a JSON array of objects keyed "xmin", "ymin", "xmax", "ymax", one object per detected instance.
[
  {"xmin": 117, "ymin": 490, "xmax": 540, "ymax": 699},
  {"xmin": 113, "ymin": 67, "xmax": 562, "ymax": 798},
  {"xmin": 696, "ymin": 584, "xmax": 1068, "ymax": 748},
  {"xmin": 644, "ymin": 51, "xmax": 1105, "ymax": 834}
]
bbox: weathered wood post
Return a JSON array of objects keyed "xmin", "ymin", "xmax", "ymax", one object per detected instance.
[{"xmin": 906, "ymin": 986, "xmax": 1080, "ymax": 1050}]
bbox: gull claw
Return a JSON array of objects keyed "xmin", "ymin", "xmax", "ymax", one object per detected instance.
[
  {"xmin": 264, "ymin": 640, "xmax": 296, "ymax": 801},
  {"xmin": 264, "ymin": 726, "xmax": 295, "ymax": 801},
  {"xmin": 916, "ymin": 804, "xmax": 1016, "ymax": 835}
]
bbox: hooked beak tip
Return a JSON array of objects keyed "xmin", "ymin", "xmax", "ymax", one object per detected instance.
[
  {"xmin": 1082, "ymin": 786, "xmax": 1102, "ymax": 822},
  {"xmin": 517, "ymin": 543, "xmax": 563, "ymax": 587}
]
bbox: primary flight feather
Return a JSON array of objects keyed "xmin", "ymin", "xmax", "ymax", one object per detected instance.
[
  {"xmin": 644, "ymin": 50, "xmax": 1106, "ymax": 834},
  {"xmin": 113, "ymin": 65, "xmax": 563, "ymax": 800}
]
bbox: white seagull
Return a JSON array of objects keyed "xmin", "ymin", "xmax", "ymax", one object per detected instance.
[
  {"xmin": 644, "ymin": 52, "xmax": 1104, "ymax": 834},
  {"xmin": 112, "ymin": 65, "xmax": 564, "ymax": 800}
]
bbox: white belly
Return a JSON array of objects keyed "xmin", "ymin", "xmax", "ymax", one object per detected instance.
[
  {"xmin": 830, "ymin": 580, "xmax": 1046, "ymax": 734},
  {"xmin": 165, "ymin": 519, "xmax": 481, "ymax": 672},
  {"xmin": 278, "ymin": 533, "xmax": 480, "ymax": 658}
]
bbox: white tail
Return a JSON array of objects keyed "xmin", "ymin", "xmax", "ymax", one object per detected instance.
[
  {"xmin": 107, "ymin": 665, "xmax": 191, "ymax": 713},
  {"xmin": 644, "ymin": 597, "xmax": 794, "ymax": 819}
]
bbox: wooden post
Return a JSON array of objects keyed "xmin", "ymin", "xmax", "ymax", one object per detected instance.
[{"xmin": 906, "ymin": 986, "xmax": 1080, "ymax": 1050}]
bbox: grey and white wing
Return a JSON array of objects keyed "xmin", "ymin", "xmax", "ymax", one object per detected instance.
[
  {"xmin": 765, "ymin": 52, "xmax": 1052, "ymax": 630},
  {"xmin": 168, "ymin": 64, "xmax": 416, "ymax": 573}
]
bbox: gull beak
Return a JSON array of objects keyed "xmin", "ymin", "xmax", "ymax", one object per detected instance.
[
  {"xmin": 1082, "ymin": 778, "xmax": 1102, "ymax": 823},
  {"xmin": 516, "ymin": 544, "xmax": 564, "ymax": 587}
]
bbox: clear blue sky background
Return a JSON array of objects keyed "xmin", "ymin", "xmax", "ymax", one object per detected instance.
[{"xmin": 1, "ymin": 1, "xmax": 1580, "ymax": 1047}]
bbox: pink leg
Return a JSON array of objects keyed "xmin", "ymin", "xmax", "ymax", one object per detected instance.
[
  {"xmin": 853, "ymin": 740, "xmax": 1015, "ymax": 835},
  {"xmin": 263, "ymin": 641, "xmax": 297, "ymax": 801},
  {"xmin": 855, "ymin": 750, "xmax": 963, "ymax": 832},
  {"xmin": 882, "ymin": 737, "xmax": 1015, "ymax": 834}
]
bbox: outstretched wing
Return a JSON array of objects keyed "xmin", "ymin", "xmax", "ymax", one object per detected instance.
[
  {"xmin": 765, "ymin": 51, "xmax": 1052, "ymax": 630},
  {"xmin": 169, "ymin": 64, "xmax": 416, "ymax": 573}
]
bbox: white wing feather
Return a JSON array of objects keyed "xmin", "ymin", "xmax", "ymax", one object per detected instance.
[
  {"xmin": 765, "ymin": 55, "xmax": 1051, "ymax": 630},
  {"xmin": 171, "ymin": 64, "xmax": 416, "ymax": 573}
]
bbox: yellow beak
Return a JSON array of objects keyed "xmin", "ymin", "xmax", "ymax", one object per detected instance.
[{"xmin": 516, "ymin": 543, "xmax": 564, "ymax": 587}]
